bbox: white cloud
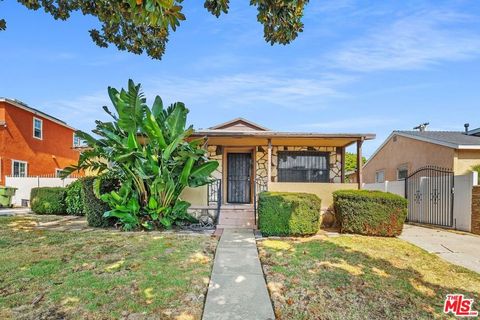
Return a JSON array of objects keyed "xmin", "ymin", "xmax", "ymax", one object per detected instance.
[
  {"xmin": 300, "ymin": 116, "xmax": 400, "ymax": 131},
  {"xmin": 330, "ymin": 10, "xmax": 480, "ymax": 72},
  {"xmin": 144, "ymin": 73, "xmax": 354, "ymax": 110}
]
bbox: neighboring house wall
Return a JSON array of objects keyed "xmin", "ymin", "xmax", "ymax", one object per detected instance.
[
  {"xmin": 0, "ymin": 101, "xmax": 80, "ymax": 185},
  {"xmin": 363, "ymin": 135, "xmax": 454, "ymax": 183},
  {"xmin": 454, "ymin": 149, "xmax": 480, "ymax": 175}
]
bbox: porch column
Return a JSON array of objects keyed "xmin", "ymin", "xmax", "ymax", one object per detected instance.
[
  {"xmin": 341, "ymin": 147, "xmax": 346, "ymax": 183},
  {"xmin": 267, "ymin": 139, "xmax": 272, "ymax": 184},
  {"xmin": 356, "ymin": 139, "xmax": 364, "ymax": 189}
]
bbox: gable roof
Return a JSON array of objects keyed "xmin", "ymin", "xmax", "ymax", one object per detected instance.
[
  {"xmin": 209, "ymin": 117, "xmax": 270, "ymax": 131},
  {"xmin": 0, "ymin": 98, "xmax": 75, "ymax": 130},
  {"xmin": 395, "ymin": 130, "xmax": 480, "ymax": 149},
  {"xmin": 364, "ymin": 130, "xmax": 480, "ymax": 168},
  {"xmin": 468, "ymin": 127, "xmax": 480, "ymax": 136}
]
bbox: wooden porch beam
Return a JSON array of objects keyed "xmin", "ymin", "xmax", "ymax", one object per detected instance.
[
  {"xmin": 267, "ymin": 139, "xmax": 272, "ymax": 184},
  {"xmin": 341, "ymin": 147, "xmax": 346, "ymax": 183},
  {"xmin": 357, "ymin": 139, "xmax": 364, "ymax": 189}
]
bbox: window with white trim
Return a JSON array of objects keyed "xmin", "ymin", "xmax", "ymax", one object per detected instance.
[
  {"xmin": 33, "ymin": 117, "xmax": 43, "ymax": 139},
  {"xmin": 73, "ymin": 133, "xmax": 82, "ymax": 147},
  {"xmin": 12, "ymin": 160, "xmax": 28, "ymax": 177},
  {"xmin": 397, "ymin": 165, "xmax": 408, "ymax": 180},
  {"xmin": 278, "ymin": 151, "xmax": 330, "ymax": 183},
  {"xmin": 55, "ymin": 168, "xmax": 65, "ymax": 178},
  {"xmin": 375, "ymin": 170, "xmax": 385, "ymax": 183}
]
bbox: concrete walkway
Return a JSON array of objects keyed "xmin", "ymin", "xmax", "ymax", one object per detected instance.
[
  {"xmin": 0, "ymin": 208, "xmax": 32, "ymax": 216},
  {"xmin": 400, "ymin": 224, "xmax": 480, "ymax": 273},
  {"xmin": 203, "ymin": 229, "xmax": 275, "ymax": 320}
]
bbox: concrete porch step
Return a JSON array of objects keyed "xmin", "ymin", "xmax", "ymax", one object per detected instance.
[{"xmin": 219, "ymin": 210, "xmax": 255, "ymax": 219}]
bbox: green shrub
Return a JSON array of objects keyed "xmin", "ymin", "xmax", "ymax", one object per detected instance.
[
  {"xmin": 333, "ymin": 190, "xmax": 408, "ymax": 237},
  {"xmin": 472, "ymin": 164, "xmax": 480, "ymax": 174},
  {"xmin": 258, "ymin": 192, "xmax": 322, "ymax": 236},
  {"xmin": 30, "ymin": 187, "xmax": 67, "ymax": 215},
  {"xmin": 65, "ymin": 179, "xmax": 85, "ymax": 215},
  {"xmin": 81, "ymin": 176, "xmax": 118, "ymax": 228}
]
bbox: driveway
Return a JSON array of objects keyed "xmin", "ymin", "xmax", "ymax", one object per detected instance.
[{"xmin": 400, "ymin": 224, "xmax": 480, "ymax": 273}]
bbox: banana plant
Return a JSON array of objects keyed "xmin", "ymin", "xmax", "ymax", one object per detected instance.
[{"xmin": 63, "ymin": 80, "xmax": 218, "ymax": 230}]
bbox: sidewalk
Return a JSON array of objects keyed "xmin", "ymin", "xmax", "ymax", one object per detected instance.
[{"xmin": 203, "ymin": 228, "xmax": 275, "ymax": 320}]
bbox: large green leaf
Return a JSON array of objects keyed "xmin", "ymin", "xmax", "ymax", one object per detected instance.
[
  {"xmin": 166, "ymin": 102, "xmax": 188, "ymax": 138},
  {"xmin": 179, "ymin": 157, "xmax": 194, "ymax": 186},
  {"xmin": 142, "ymin": 110, "xmax": 167, "ymax": 148}
]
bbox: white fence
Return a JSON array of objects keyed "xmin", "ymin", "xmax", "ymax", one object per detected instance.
[
  {"xmin": 363, "ymin": 172, "xmax": 479, "ymax": 232},
  {"xmin": 5, "ymin": 176, "xmax": 78, "ymax": 207},
  {"xmin": 453, "ymin": 172, "xmax": 478, "ymax": 231},
  {"xmin": 362, "ymin": 180, "xmax": 405, "ymax": 197}
]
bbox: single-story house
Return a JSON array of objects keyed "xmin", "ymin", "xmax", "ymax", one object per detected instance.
[
  {"xmin": 363, "ymin": 126, "xmax": 480, "ymax": 184},
  {"xmin": 182, "ymin": 118, "xmax": 375, "ymax": 228}
]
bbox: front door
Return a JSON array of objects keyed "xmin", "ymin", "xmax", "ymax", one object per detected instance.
[{"xmin": 227, "ymin": 153, "xmax": 252, "ymax": 203}]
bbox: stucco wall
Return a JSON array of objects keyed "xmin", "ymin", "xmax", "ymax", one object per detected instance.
[
  {"xmin": 181, "ymin": 185, "xmax": 208, "ymax": 207},
  {"xmin": 363, "ymin": 135, "xmax": 455, "ymax": 183},
  {"xmin": 0, "ymin": 101, "xmax": 80, "ymax": 185},
  {"xmin": 268, "ymin": 182, "xmax": 358, "ymax": 209},
  {"xmin": 455, "ymin": 149, "xmax": 480, "ymax": 175}
]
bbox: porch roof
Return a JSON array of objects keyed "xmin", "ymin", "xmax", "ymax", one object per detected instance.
[{"xmin": 192, "ymin": 130, "xmax": 375, "ymax": 147}]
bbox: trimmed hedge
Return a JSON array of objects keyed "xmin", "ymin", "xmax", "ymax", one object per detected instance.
[
  {"xmin": 258, "ymin": 192, "xmax": 322, "ymax": 236},
  {"xmin": 65, "ymin": 179, "xmax": 85, "ymax": 216},
  {"xmin": 30, "ymin": 187, "xmax": 67, "ymax": 215},
  {"xmin": 333, "ymin": 190, "xmax": 408, "ymax": 237},
  {"xmin": 81, "ymin": 176, "xmax": 118, "ymax": 227}
]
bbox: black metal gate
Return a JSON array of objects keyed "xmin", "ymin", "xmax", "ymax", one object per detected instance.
[
  {"xmin": 405, "ymin": 166, "xmax": 454, "ymax": 227},
  {"xmin": 227, "ymin": 153, "xmax": 252, "ymax": 203}
]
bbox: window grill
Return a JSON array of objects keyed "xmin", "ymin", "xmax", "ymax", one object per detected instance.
[{"xmin": 277, "ymin": 151, "xmax": 330, "ymax": 183}]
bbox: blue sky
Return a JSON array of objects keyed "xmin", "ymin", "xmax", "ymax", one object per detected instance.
[{"xmin": 1, "ymin": 0, "xmax": 480, "ymax": 156}]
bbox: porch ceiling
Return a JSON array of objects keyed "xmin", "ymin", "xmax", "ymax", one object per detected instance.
[{"xmin": 192, "ymin": 131, "xmax": 375, "ymax": 147}]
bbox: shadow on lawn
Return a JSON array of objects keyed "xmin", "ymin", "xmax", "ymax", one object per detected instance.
[{"xmin": 259, "ymin": 237, "xmax": 480, "ymax": 320}]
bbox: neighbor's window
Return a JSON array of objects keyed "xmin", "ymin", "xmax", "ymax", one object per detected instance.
[
  {"xmin": 33, "ymin": 117, "xmax": 43, "ymax": 139},
  {"xmin": 12, "ymin": 160, "xmax": 27, "ymax": 177},
  {"xmin": 73, "ymin": 133, "xmax": 82, "ymax": 147},
  {"xmin": 278, "ymin": 151, "xmax": 329, "ymax": 183},
  {"xmin": 397, "ymin": 165, "xmax": 408, "ymax": 180},
  {"xmin": 375, "ymin": 170, "xmax": 385, "ymax": 183},
  {"xmin": 55, "ymin": 169, "xmax": 65, "ymax": 178}
]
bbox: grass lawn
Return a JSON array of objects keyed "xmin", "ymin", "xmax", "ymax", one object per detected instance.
[
  {"xmin": 258, "ymin": 235, "xmax": 480, "ymax": 320},
  {"xmin": 0, "ymin": 215, "xmax": 217, "ymax": 320}
]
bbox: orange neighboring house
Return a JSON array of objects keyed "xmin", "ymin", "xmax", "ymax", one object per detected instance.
[{"xmin": 0, "ymin": 98, "xmax": 81, "ymax": 185}]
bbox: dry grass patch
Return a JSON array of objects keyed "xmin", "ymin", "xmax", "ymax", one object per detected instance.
[
  {"xmin": 258, "ymin": 236, "xmax": 480, "ymax": 320},
  {"xmin": 0, "ymin": 216, "xmax": 217, "ymax": 320}
]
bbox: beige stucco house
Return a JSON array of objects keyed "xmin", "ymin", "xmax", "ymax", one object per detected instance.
[
  {"xmin": 182, "ymin": 118, "xmax": 375, "ymax": 228},
  {"xmin": 363, "ymin": 128, "xmax": 480, "ymax": 184}
]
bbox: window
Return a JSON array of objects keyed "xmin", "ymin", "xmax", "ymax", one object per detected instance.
[
  {"xmin": 277, "ymin": 151, "xmax": 329, "ymax": 183},
  {"xmin": 55, "ymin": 168, "xmax": 66, "ymax": 177},
  {"xmin": 33, "ymin": 117, "xmax": 42, "ymax": 139},
  {"xmin": 73, "ymin": 133, "xmax": 82, "ymax": 147},
  {"xmin": 397, "ymin": 165, "xmax": 408, "ymax": 180},
  {"xmin": 12, "ymin": 160, "xmax": 28, "ymax": 177},
  {"xmin": 375, "ymin": 170, "xmax": 385, "ymax": 183}
]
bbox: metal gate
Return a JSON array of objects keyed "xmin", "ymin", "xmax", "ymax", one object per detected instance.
[
  {"xmin": 227, "ymin": 153, "xmax": 252, "ymax": 203},
  {"xmin": 405, "ymin": 166, "xmax": 454, "ymax": 227}
]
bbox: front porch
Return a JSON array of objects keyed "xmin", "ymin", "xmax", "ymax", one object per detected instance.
[{"xmin": 183, "ymin": 118, "xmax": 375, "ymax": 228}]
